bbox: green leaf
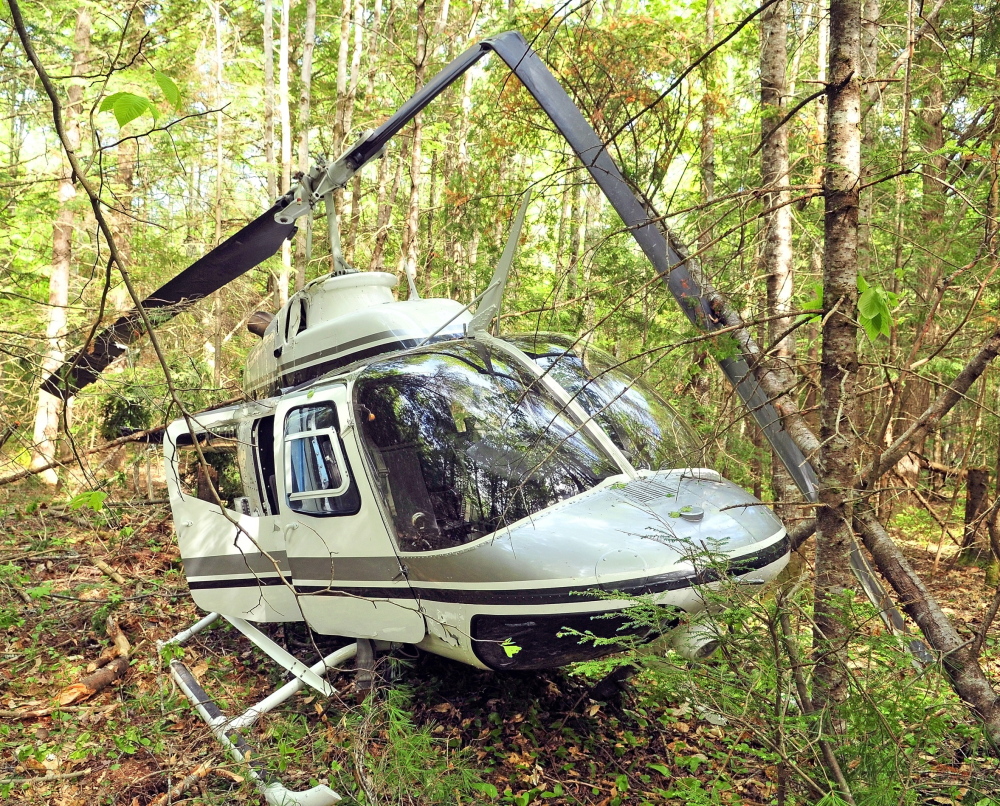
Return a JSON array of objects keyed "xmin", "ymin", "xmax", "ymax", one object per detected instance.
[
  {"xmin": 501, "ymin": 638, "xmax": 522, "ymax": 658},
  {"xmin": 648, "ymin": 763, "xmax": 670, "ymax": 776},
  {"xmin": 69, "ymin": 491, "xmax": 108, "ymax": 512},
  {"xmin": 100, "ymin": 92, "xmax": 151, "ymax": 127},
  {"xmin": 858, "ymin": 288, "xmax": 881, "ymax": 319},
  {"xmin": 154, "ymin": 70, "xmax": 181, "ymax": 108},
  {"xmin": 471, "ymin": 782, "xmax": 499, "ymax": 799}
]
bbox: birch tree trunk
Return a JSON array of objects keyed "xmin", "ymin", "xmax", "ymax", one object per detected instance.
[
  {"xmin": 295, "ymin": 0, "xmax": 317, "ymax": 292},
  {"xmin": 277, "ymin": 0, "xmax": 292, "ymax": 306},
  {"xmin": 31, "ymin": 6, "xmax": 91, "ymax": 484},
  {"xmin": 689, "ymin": 0, "xmax": 715, "ymax": 412},
  {"xmin": 760, "ymin": 0, "xmax": 798, "ymax": 518},
  {"xmin": 401, "ymin": 0, "xmax": 428, "ymax": 295},
  {"xmin": 263, "ymin": 0, "xmax": 277, "ymax": 205},
  {"xmin": 813, "ymin": 0, "xmax": 862, "ymax": 718},
  {"xmin": 345, "ymin": 0, "xmax": 372, "ymax": 266},
  {"xmin": 205, "ymin": 0, "xmax": 225, "ymax": 385}
]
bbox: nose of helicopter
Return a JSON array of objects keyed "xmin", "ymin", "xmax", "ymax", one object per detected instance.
[
  {"xmin": 405, "ymin": 469, "xmax": 788, "ymax": 593},
  {"xmin": 495, "ymin": 469, "xmax": 788, "ymax": 588}
]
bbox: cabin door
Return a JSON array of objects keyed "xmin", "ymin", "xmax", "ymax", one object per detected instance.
[
  {"xmin": 274, "ymin": 386, "xmax": 426, "ymax": 642},
  {"xmin": 166, "ymin": 412, "xmax": 300, "ymax": 623}
]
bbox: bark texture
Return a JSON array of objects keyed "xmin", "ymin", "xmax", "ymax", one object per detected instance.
[
  {"xmin": 30, "ymin": 6, "xmax": 91, "ymax": 483},
  {"xmin": 294, "ymin": 0, "xmax": 317, "ymax": 292},
  {"xmin": 760, "ymin": 0, "xmax": 799, "ymax": 518},
  {"xmin": 277, "ymin": 0, "xmax": 292, "ymax": 305},
  {"xmin": 813, "ymin": 0, "xmax": 862, "ymax": 715}
]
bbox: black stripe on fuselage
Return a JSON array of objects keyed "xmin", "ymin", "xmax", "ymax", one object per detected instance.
[
  {"xmin": 246, "ymin": 331, "xmax": 464, "ymax": 399},
  {"xmin": 186, "ymin": 536, "xmax": 788, "ymax": 605}
]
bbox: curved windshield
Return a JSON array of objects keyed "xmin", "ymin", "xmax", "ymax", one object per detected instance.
[
  {"xmin": 510, "ymin": 334, "xmax": 702, "ymax": 471},
  {"xmin": 354, "ymin": 343, "xmax": 620, "ymax": 552}
]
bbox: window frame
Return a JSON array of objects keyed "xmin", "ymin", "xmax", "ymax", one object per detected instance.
[{"xmin": 280, "ymin": 400, "xmax": 360, "ymax": 516}]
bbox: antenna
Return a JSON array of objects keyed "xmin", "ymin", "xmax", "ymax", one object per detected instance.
[{"xmin": 467, "ymin": 190, "xmax": 531, "ymax": 336}]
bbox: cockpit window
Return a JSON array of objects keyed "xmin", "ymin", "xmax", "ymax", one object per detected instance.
[
  {"xmin": 355, "ymin": 343, "xmax": 620, "ymax": 552},
  {"xmin": 510, "ymin": 334, "xmax": 702, "ymax": 471},
  {"xmin": 283, "ymin": 403, "xmax": 361, "ymax": 516}
]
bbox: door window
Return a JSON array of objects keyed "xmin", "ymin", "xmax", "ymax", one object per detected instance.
[
  {"xmin": 175, "ymin": 426, "xmax": 246, "ymax": 512},
  {"xmin": 283, "ymin": 403, "xmax": 361, "ymax": 516}
]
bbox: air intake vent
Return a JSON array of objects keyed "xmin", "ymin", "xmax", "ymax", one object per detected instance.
[{"xmin": 619, "ymin": 479, "xmax": 675, "ymax": 505}]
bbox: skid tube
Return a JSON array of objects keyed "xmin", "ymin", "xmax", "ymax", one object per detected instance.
[{"xmin": 158, "ymin": 612, "xmax": 357, "ymax": 806}]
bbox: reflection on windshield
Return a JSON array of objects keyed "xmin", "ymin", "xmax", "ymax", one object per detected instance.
[
  {"xmin": 510, "ymin": 334, "xmax": 701, "ymax": 471},
  {"xmin": 355, "ymin": 344, "xmax": 619, "ymax": 552}
]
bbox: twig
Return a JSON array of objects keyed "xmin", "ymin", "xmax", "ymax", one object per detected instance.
[
  {"xmin": 92, "ymin": 557, "xmax": 128, "ymax": 585},
  {"xmin": 0, "ymin": 768, "xmax": 91, "ymax": 784},
  {"xmin": 148, "ymin": 759, "xmax": 216, "ymax": 806}
]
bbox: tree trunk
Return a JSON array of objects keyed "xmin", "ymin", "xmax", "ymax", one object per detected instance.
[
  {"xmin": 896, "ymin": 5, "xmax": 946, "ymax": 491},
  {"xmin": 206, "ymin": 0, "xmax": 225, "ymax": 385},
  {"xmin": 813, "ymin": 0, "xmax": 861, "ymax": 721},
  {"xmin": 960, "ymin": 468, "xmax": 990, "ymax": 563},
  {"xmin": 294, "ymin": 0, "xmax": 317, "ymax": 292},
  {"xmin": 277, "ymin": 0, "xmax": 292, "ymax": 306},
  {"xmin": 263, "ymin": 0, "xmax": 277, "ymax": 204},
  {"xmin": 858, "ymin": 0, "xmax": 879, "ymax": 274},
  {"xmin": 855, "ymin": 507, "xmax": 1000, "ymax": 744},
  {"xmin": 760, "ymin": 0, "xmax": 799, "ymax": 519},
  {"xmin": 370, "ymin": 144, "xmax": 407, "ymax": 272},
  {"xmin": 689, "ymin": 0, "xmax": 715, "ymax": 413},
  {"xmin": 31, "ymin": 6, "xmax": 91, "ymax": 484},
  {"xmin": 401, "ymin": 0, "xmax": 428, "ymax": 296}
]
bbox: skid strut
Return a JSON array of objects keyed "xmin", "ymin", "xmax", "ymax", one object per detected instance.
[{"xmin": 159, "ymin": 613, "xmax": 357, "ymax": 806}]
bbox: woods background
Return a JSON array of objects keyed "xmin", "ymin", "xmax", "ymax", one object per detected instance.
[{"xmin": 4, "ymin": 0, "xmax": 1000, "ymax": 803}]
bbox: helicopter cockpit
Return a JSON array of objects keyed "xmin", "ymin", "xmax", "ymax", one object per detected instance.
[
  {"xmin": 354, "ymin": 342, "xmax": 620, "ymax": 552},
  {"xmin": 353, "ymin": 338, "xmax": 703, "ymax": 554}
]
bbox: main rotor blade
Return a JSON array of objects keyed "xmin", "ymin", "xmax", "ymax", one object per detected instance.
[{"xmin": 43, "ymin": 199, "xmax": 295, "ymax": 400}]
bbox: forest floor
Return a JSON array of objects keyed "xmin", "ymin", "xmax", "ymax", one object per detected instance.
[{"xmin": 1, "ymin": 484, "xmax": 999, "ymax": 806}]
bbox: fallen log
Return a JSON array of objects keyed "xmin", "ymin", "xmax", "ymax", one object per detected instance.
[
  {"xmin": 58, "ymin": 616, "xmax": 131, "ymax": 705},
  {"xmin": 147, "ymin": 759, "xmax": 215, "ymax": 806}
]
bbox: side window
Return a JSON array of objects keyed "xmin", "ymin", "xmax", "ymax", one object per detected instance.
[
  {"xmin": 283, "ymin": 403, "xmax": 361, "ymax": 516},
  {"xmin": 253, "ymin": 416, "xmax": 279, "ymax": 515},
  {"xmin": 285, "ymin": 298, "xmax": 307, "ymax": 341},
  {"xmin": 175, "ymin": 427, "xmax": 245, "ymax": 512}
]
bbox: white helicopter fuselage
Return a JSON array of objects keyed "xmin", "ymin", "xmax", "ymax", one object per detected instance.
[{"xmin": 164, "ymin": 273, "xmax": 788, "ymax": 670}]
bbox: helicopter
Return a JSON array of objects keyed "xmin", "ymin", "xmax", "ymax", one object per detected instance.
[{"xmin": 44, "ymin": 30, "xmax": 821, "ymax": 806}]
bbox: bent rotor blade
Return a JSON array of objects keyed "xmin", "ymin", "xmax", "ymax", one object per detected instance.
[
  {"xmin": 43, "ymin": 199, "xmax": 295, "ymax": 399},
  {"xmin": 484, "ymin": 32, "xmax": 927, "ymax": 663},
  {"xmin": 484, "ymin": 31, "xmax": 819, "ymax": 500}
]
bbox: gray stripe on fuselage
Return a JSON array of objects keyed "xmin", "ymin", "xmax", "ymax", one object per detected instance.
[
  {"xmin": 183, "ymin": 551, "xmax": 291, "ymax": 577},
  {"xmin": 183, "ymin": 553, "xmax": 403, "ymax": 582}
]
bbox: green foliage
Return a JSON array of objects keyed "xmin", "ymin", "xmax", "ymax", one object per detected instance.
[
  {"xmin": 153, "ymin": 71, "xmax": 181, "ymax": 109},
  {"xmin": 857, "ymin": 276, "xmax": 896, "ymax": 342},
  {"xmin": 100, "ymin": 91, "xmax": 157, "ymax": 127},
  {"xmin": 68, "ymin": 490, "xmax": 108, "ymax": 512},
  {"xmin": 345, "ymin": 685, "xmax": 486, "ymax": 804},
  {"xmin": 100, "ymin": 380, "xmax": 153, "ymax": 439},
  {"xmin": 597, "ymin": 579, "xmax": 998, "ymax": 806}
]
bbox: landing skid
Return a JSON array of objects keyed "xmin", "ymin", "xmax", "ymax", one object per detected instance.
[{"xmin": 158, "ymin": 613, "xmax": 358, "ymax": 806}]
